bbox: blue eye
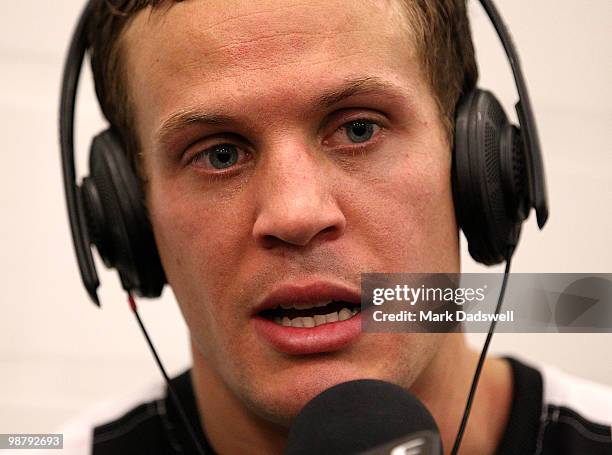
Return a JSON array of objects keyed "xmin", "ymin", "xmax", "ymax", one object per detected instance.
[
  {"xmin": 207, "ymin": 144, "xmax": 239, "ymax": 169},
  {"xmin": 345, "ymin": 120, "xmax": 375, "ymax": 143}
]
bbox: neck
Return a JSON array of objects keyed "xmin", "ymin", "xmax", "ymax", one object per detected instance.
[
  {"xmin": 411, "ymin": 335, "xmax": 513, "ymax": 454},
  {"xmin": 191, "ymin": 350, "xmax": 287, "ymax": 455},
  {"xmin": 190, "ymin": 335, "xmax": 512, "ymax": 455}
]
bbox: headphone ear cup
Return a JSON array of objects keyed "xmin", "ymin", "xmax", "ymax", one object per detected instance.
[
  {"xmin": 500, "ymin": 123, "xmax": 530, "ymax": 223},
  {"xmin": 453, "ymin": 89, "xmax": 524, "ymax": 265},
  {"xmin": 80, "ymin": 129, "xmax": 165, "ymax": 297}
]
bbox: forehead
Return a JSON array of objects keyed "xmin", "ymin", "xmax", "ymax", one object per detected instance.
[
  {"xmin": 122, "ymin": 0, "xmax": 423, "ymax": 138},
  {"xmin": 124, "ymin": 0, "xmax": 413, "ymax": 66}
]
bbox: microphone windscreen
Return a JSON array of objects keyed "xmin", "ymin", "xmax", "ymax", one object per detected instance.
[{"xmin": 285, "ymin": 379, "xmax": 439, "ymax": 455}]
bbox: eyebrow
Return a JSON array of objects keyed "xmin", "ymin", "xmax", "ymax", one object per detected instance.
[
  {"xmin": 313, "ymin": 76, "xmax": 404, "ymax": 110},
  {"xmin": 155, "ymin": 76, "xmax": 404, "ymax": 146},
  {"xmin": 156, "ymin": 111, "xmax": 235, "ymax": 148}
]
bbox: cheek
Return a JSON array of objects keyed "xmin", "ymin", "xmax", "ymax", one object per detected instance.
[
  {"xmin": 341, "ymin": 139, "xmax": 457, "ymax": 271},
  {"xmin": 394, "ymin": 154, "xmax": 457, "ymax": 265},
  {"xmin": 146, "ymin": 177, "xmax": 253, "ymax": 321}
]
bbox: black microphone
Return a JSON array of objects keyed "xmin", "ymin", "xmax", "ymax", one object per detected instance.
[{"xmin": 285, "ymin": 379, "xmax": 442, "ymax": 455}]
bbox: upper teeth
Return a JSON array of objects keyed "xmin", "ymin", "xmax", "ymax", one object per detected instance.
[
  {"xmin": 280, "ymin": 301, "xmax": 332, "ymax": 310},
  {"xmin": 273, "ymin": 307, "xmax": 359, "ymax": 328}
]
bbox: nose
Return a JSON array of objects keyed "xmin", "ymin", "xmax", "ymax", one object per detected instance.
[{"xmin": 252, "ymin": 146, "xmax": 346, "ymax": 248}]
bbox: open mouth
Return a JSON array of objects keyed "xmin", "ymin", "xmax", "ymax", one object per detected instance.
[{"xmin": 259, "ymin": 300, "xmax": 361, "ymax": 328}]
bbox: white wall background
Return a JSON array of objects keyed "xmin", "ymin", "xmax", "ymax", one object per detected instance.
[{"xmin": 0, "ymin": 0, "xmax": 610, "ymax": 437}]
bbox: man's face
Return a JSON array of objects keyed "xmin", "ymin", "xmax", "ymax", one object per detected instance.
[{"xmin": 124, "ymin": 0, "xmax": 459, "ymax": 424}]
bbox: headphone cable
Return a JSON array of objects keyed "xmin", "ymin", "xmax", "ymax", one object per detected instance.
[
  {"xmin": 450, "ymin": 245, "xmax": 514, "ymax": 455},
  {"xmin": 128, "ymin": 293, "xmax": 208, "ymax": 455}
]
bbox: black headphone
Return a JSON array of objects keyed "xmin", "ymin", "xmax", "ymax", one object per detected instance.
[{"xmin": 60, "ymin": 0, "xmax": 549, "ymax": 306}]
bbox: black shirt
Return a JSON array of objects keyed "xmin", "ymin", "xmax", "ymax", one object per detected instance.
[{"xmin": 91, "ymin": 358, "xmax": 612, "ymax": 454}]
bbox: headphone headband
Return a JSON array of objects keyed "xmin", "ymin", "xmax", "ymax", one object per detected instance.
[
  {"xmin": 477, "ymin": 0, "xmax": 548, "ymax": 228},
  {"xmin": 60, "ymin": 0, "xmax": 98, "ymax": 304}
]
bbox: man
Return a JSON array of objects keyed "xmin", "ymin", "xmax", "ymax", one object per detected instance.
[{"xmin": 63, "ymin": 0, "xmax": 612, "ymax": 454}]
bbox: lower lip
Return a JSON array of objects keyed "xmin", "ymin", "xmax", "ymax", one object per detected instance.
[{"xmin": 253, "ymin": 312, "xmax": 362, "ymax": 355}]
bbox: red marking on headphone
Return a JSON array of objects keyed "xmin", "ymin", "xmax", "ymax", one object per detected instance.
[{"xmin": 128, "ymin": 293, "xmax": 137, "ymax": 312}]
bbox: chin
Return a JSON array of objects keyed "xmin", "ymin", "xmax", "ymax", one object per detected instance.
[
  {"xmin": 234, "ymin": 351, "xmax": 412, "ymax": 427},
  {"xmin": 244, "ymin": 374, "xmax": 374, "ymax": 427}
]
